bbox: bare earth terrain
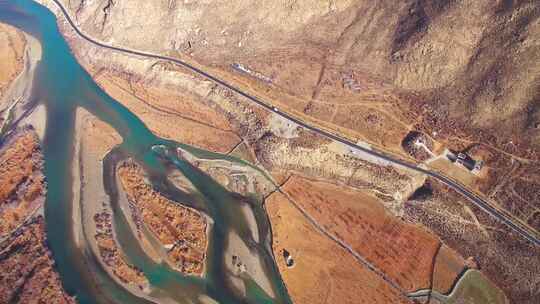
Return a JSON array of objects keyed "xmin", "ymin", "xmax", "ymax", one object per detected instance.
[
  {"xmin": 0, "ymin": 23, "xmax": 25, "ymax": 100},
  {"xmin": 266, "ymin": 191, "xmax": 412, "ymax": 304},
  {"xmin": 33, "ymin": 0, "xmax": 540, "ymax": 302},
  {"xmin": 1, "ymin": 0, "xmax": 539, "ymax": 303},
  {"xmin": 280, "ymin": 175, "xmax": 441, "ymax": 292}
]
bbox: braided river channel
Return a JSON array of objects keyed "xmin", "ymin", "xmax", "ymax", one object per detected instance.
[{"xmin": 0, "ymin": 1, "xmax": 292, "ymax": 303}]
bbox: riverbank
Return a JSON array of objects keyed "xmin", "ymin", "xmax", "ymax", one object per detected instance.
[
  {"xmin": 1, "ymin": 2, "xmax": 292, "ymax": 304},
  {"xmin": 22, "ymin": 103, "xmax": 47, "ymax": 140},
  {"xmin": 0, "ymin": 28, "xmax": 41, "ymax": 110},
  {"xmin": 0, "ymin": 23, "xmax": 25, "ymax": 101},
  {"xmin": 72, "ymin": 108, "xmax": 158, "ymax": 299},
  {"xmin": 116, "ymin": 160, "xmax": 209, "ymax": 276},
  {"xmin": 0, "ymin": 27, "xmax": 42, "ymax": 139},
  {"xmin": 0, "ymin": 127, "xmax": 74, "ymax": 304},
  {"xmin": 22, "ymin": 1, "xmax": 535, "ymax": 304}
]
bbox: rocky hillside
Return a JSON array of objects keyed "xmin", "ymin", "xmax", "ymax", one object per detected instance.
[
  {"xmin": 62, "ymin": 0, "xmax": 539, "ymax": 153},
  {"xmin": 37, "ymin": 1, "xmax": 540, "ymax": 302}
]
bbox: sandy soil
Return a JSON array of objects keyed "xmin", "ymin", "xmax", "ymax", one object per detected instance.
[
  {"xmin": 224, "ymin": 231, "xmax": 276, "ymax": 299},
  {"xmin": 0, "ymin": 28, "xmax": 43, "ymax": 172},
  {"xmin": 0, "ymin": 23, "xmax": 25, "ymax": 101},
  {"xmin": 72, "ymin": 108, "xmax": 159, "ymax": 297},
  {"xmin": 0, "ymin": 29, "xmax": 41, "ymax": 112},
  {"xmin": 266, "ymin": 191, "xmax": 412, "ymax": 304},
  {"xmin": 22, "ymin": 104, "xmax": 47, "ymax": 141},
  {"xmin": 72, "ymin": 107, "xmax": 123, "ymax": 247}
]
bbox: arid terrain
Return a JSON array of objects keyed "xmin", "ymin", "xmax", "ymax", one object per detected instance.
[
  {"xmin": 278, "ymin": 175, "xmax": 442, "ymax": 292},
  {"xmin": 266, "ymin": 191, "xmax": 412, "ymax": 304},
  {"xmin": 1, "ymin": 0, "xmax": 539, "ymax": 303},
  {"xmin": 49, "ymin": 0, "xmax": 540, "ymax": 156},
  {"xmin": 32, "ymin": 0, "xmax": 540, "ymax": 302}
]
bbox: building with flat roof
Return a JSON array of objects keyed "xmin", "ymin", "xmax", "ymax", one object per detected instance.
[{"xmin": 446, "ymin": 150, "xmax": 483, "ymax": 173}]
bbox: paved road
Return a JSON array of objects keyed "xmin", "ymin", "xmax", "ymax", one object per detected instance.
[{"xmin": 50, "ymin": 0, "xmax": 540, "ymax": 247}]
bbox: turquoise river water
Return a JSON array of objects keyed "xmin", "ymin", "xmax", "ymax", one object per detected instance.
[{"xmin": 0, "ymin": 1, "xmax": 292, "ymax": 303}]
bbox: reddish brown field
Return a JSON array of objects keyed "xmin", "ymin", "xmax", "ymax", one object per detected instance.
[
  {"xmin": 0, "ymin": 129, "xmax": 45, "ymax": 236},
  {"xmin": 0, "ymin": 218, "xmax": 75, "ymax": 304},
  {"xmin": 0, "ymin": 130, "xmax": 41, "ymax": 203},
  {"xmin": 281, "ymin": 175, "xmax": 441, "ymax": 292},
  {"xmin": 266, "ymin": 191, "xmax": 412, "ymax": 304},
  {"xmin": 432, "ymin": 245, "xmax": 466, "ymax": 294}
]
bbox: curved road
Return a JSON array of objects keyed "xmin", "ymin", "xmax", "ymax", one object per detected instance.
[{"xmin": 50, "ymin": 0, "xmax": 540, "ymax": 247}]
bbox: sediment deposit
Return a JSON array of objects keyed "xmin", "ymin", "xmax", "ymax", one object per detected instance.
[
  {"xmin": 91, "ymin": 71, "xmax": 241, "ymax": 154},
  {"xmin": 0, "ymin": 22, "xmax": 25, "ymax": 100}
]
